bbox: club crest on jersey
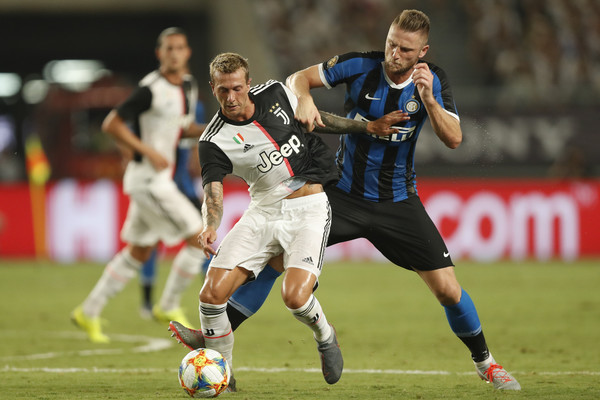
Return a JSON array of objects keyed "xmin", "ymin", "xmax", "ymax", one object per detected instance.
[
  {"xmin": 270, "ymin": 103, "xmax": 290, "ymax": 124},
  {"xmin": 257, "ymin": 134, "xmax": 303, "ymax": 173},
  {"xmin": 404, "ymin": 98, "xmax": 420, "ymax": 114},
  {"xmin": 326, "ymin": 55, "xmax": 339, "ymax": 69},
  {"xmin": 232, "ymin": 133, "xmax": 245, "ymax": 144}
]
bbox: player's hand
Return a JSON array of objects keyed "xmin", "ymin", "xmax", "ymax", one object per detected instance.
[
  {"xmin": 295, "ymin": 96, "xmax": 325, "ymax": 132},
  {"xmin": 367, "ymin": 110, "xmax": 409, "ymax": 136},
  {"xmin": 147, "ymin": 149, "xmax": 169, "ymax": 171},
  {"xmin": 412, "ymin": 63, "xmax": 434, "ymax": 102},
  {"xmin": 198, "ymin": 227, "xmax": 218, "ymax": 259}
]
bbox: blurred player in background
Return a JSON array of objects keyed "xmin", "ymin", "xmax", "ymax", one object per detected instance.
[
  {"xmin": 138, "ymin": 101, "xmax": 210, "ymax": 320},
  {"xmin": 170, "ymin": 10, "xmax": 521, "ymax": 391},
  {"xmin": 72, "ymin": 27, "xmax": 206, "ymax": 343}
]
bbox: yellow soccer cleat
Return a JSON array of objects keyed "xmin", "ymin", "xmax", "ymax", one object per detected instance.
[
  {"xmin": 152, "ymin": 305, "xmax": 196, "ymax": 329},
  {"xmin": 71, "ymin": 306, "xmax": 110, "ymax": 343}
]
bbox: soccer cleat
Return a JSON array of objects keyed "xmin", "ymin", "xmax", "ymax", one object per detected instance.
[
  {"xmin": 153, "ymin": 305, "xmax": 195, "ymax": 329},
  {"xmin": 168, "ymin": 320, "xmax": 205, "ymax": 351},
  {"xmin": 71, "ymin": 306, "xmax": 110, "ymax": 343},
  {"xmin": 225, "ymin": 374, "xmax": 237, "ymax": 393},
  {"xmin": 476, "ymin": 359, "xmax": 521, "ymax": 390},
  {"xmin": 317, "ymin": 324, "xmax": 343, "ymax": 384}
]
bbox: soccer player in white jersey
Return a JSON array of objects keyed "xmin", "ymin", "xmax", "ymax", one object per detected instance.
[
  {"xmin": 71, "ymin": 27, "xmax": 207, "ymax": 343},
  {"xmin": 195, "ymin": 52, "xmax": 358, "ymax": 386}
]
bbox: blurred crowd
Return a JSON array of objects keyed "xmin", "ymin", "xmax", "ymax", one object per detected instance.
[
  {"xmin": 251, "ymin": 0, "xmax": 600, "ymax": 107},
  {"xmin": 463, "ymin": 0, "xmax": 600, "ymax": 107}
]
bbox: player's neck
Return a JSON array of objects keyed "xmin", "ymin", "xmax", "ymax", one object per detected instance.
[
  {"xmin": 160, "ymin": 68, "xmax": 186, "ymax": 86},
  {"xmin": 385, "ymin": 68, "xmax": 413, "ymax": 86}
]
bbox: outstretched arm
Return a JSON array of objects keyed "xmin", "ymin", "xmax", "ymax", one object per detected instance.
[{"xmin": 315, "ymin": 110, "xmax": 409, "ymax": 136}]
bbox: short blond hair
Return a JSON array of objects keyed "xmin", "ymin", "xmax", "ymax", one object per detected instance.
[
  {"xmin": 392, "ymin": 10, "xmax": 430, "ymax": 39},
  {"xmin": 209, "ymin": 52, "xmax": 250, "ymax": 84}
]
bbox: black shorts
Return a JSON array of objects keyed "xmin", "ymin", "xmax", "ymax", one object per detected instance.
[{"xmin": 325, "ymin": 186, "xmax": 453, "ymax": 271}]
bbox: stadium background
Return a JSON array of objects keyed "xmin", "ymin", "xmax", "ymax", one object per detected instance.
[{"xmin": 1, "ymin": 0, "xmax": 599, "ymax": 262}]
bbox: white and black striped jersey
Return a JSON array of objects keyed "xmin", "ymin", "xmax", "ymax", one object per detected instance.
[
  {"xmin": 199, "ymin": 80, "xmax": 338, "ymax": 206},
  {"xmin": 116, "ymin": 70, "xmax": 198, "ymax": 193}
]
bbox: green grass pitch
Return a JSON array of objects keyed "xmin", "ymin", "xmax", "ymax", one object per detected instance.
[{"xmin": 1, "ymin": 259, "xmax": 599, "ymax": 399}]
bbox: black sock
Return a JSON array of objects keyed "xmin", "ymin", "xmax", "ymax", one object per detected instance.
[
  {"xmin": 142, "ymin": 284, "xmax": 153, "ymax": 308},
  {"xmin": 226, "ymin": 303, "xmax": 249, "ymax": 331},
  {"xmin": 459, "ymin": 331, "xmax": 490, "ymax": 362}
]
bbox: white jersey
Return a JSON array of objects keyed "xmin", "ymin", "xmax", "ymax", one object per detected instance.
[
  {"xmin": 118, "ymin": 70, "xmax": 198, "ymax": 194},
  {"xmin": 198, "ymin": 80, "xmax": 338, "ymax": 206}
]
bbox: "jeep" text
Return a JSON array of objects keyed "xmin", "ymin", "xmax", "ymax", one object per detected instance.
[{"xmin": 257, "ymin": 135, "xmax": 303, "ymax": 172}]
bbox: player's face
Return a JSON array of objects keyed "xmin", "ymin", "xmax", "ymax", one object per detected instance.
[
  {"xmin": 384, "ymin": 24, "xmax": 429, "ymax": 80},
  {"xmin": 156, "ymin": 34, "xmax": 191, "ymax": 74},
  {"xmin": 211, "ymin": 68, "xmax": 253, "ymax": 121}
]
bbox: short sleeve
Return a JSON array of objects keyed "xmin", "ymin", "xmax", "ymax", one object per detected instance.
[
  {"xmin": 116, "ymin": 86, "xmax": 152, "ymax": 121},
  {"xmin": 198, "ymin": 141, "xmax": 233, "ymax": 185}
]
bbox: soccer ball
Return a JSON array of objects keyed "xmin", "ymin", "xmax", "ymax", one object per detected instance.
[{"xmin": 178, "ymin": 348, "xmax": 231, "ymax": 398}]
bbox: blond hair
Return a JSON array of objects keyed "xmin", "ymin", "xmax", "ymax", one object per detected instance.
[
  {"xmin": 209, "ymin": 52, "xmax": 250, "ymax": 84},
  {"xmin": 392, "ymin": 10, "xmax": 430, "ymax": 39}
]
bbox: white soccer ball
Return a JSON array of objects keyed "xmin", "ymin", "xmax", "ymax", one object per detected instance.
[{"xmin": 178, "ymin": 348, "xmax": 231, "ymax": 398}]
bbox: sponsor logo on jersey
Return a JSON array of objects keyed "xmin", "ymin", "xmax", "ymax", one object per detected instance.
[
  {"xmin": 404, "ymin": 98, "xmax": 420, "ymax": 114},
  {"xmin": 243, "ymin": 143, "xmax": 254, "ymax": 153},
  {"xmin": 326, "ymin": 55, "xmax": 339, "ymax": 69},
  {"xmin": 302, "ymin": 256, "xmax": 314, "ymax": 265},
  {"xmin": 270, "ymin": 103, "xmax": 290, "ymax": 124},
  {"xmin": 257, "ymin": 134, "xmax": 303, "ymax": 173},
  {"xmin": 354, "ymin": 112, "xmax": 416, "ymax": 142}
]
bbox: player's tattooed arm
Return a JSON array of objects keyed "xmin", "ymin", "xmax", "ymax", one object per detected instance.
[
  {"xmin": 202, "ymin": 181, "xmax": 224, "ymax": 230},
  {"xmin": 315, "ymin": 110, "xmax": 408, "ymax": 136},
  {"xmin": 199, "ymin": 181, "xmax": 224, "ymax": 257}
]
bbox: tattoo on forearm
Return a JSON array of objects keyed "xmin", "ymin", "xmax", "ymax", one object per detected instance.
[
  {"xmin": 202, "ymin": 183, "xmax": 224, "ymax": 228},
  {"xmin": 315, "ymin": 111, "xmax": 368, "ymax": 134}
]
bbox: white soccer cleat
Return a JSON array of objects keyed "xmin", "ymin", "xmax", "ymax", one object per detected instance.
[{"xmin": 475, "ymin": 357, "xmax": 521, "ymax": 390}]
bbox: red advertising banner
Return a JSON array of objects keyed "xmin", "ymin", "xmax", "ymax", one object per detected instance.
[{"xmin": 1, "ymin": 178, "xmax": 598, "ymax": 262}]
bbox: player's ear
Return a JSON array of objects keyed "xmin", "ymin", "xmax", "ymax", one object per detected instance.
[{"xmin": 419, "ymin": 44, "xmax": 429, "ymax": 59}]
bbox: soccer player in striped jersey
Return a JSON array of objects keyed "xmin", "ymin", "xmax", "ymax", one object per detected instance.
[
  {"xmin": 169, "ymin": 10, "xmax": 521, "ymax": 391},
  {"xmin": 195, "ymin": 52, "xmax": 347, "ymax": 386},
  {"xmin": 72, "ymin": 27, "xmax": 207, "ymax": 342}
]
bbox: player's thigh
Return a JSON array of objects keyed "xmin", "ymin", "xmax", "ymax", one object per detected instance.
[
  {"xmin": 210, "ymin": 209, "xmax": 282, "ymax": 278},
  {"xmin": 281, "ymin": 193, "xmax": 330, "ymax": 277},
  {"xmin": 146, "ymin": 187, "xmax": 203, "ymax": 245},
  {"xmin": 370, "ymin": 196, "xmax": 453, "ymax": 271},
  {"xmin": 325, "ymin": 186, "xmax": 372, "ymax": 245}
]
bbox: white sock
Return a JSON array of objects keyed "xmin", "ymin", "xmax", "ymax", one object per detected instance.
[
  {"xmin": 199, "ymin": 301, "xmax": 234, "ymax": 369},
  {"xmin": 158, "ymin": 245, "xmax": 204, "ymax": 311},
  {"xmin": 474, "ymin": 353, "xmax": 495, "ymax": 370},
  {"xmin": 82, "ymin": 248, "xmax": 141, "ymax": 317},
  {"xmin": 288, "ymin": 295, "xmax": 332, "ymax": 343}
]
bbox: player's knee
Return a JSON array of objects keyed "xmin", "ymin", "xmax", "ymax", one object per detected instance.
[
  {"xmin": 434, "ymin": 284, "xmax": 462, "ymax": 306},
  {"xmin": 199, "ymin": 286, "xmax": 227, "ymax": 305},
  {"xmin": 129, "ymin": 245, "xmax": 155, "ymax": 263},
  {"xmin": 282, "ymin": 292, "xmax": 310, "ymax": 310},
  {"xmin": 281, "ymin": 284, "xmax": 312, "ymax": 309}
]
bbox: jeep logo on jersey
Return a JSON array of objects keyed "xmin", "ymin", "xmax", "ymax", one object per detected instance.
[{"xmin": 257, "ymin": 135, "xmax": 303, "ymax": 172}]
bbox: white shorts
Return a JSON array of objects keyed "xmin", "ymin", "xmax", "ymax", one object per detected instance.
[
  {"xmin": 210, "ymin": 192, "xmax": 331, "ymax": 278},
  {"xmin": 120, "ymin": 179, "xmax": 203, "ymax": 247}
]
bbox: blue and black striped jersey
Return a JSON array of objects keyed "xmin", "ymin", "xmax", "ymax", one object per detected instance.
[{"xmin": 319, "ymin": 51, "xmax": 459, "ymax": 202}]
